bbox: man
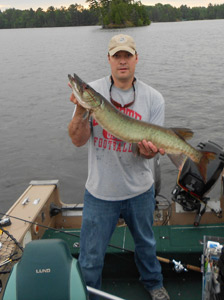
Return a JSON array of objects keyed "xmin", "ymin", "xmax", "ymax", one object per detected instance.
[{"xmin": 68, "ymin": 34, "xmax": 170, "ymax": 300}]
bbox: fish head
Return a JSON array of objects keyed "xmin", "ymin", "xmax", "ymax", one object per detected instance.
[
  {"xmin": 68, "ymin": 74, "xmax": 101, "ymax": 110},
  {"xmin": 68, "ymin": 74, "xmax": 88, "ymax": 108}
]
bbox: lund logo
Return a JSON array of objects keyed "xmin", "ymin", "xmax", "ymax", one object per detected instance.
[{"xmin": 36, "ymin": 268, "xmax": 51, "ymax": 274}]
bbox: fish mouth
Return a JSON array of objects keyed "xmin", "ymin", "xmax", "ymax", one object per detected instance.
[
  {"xmin": 68, "ymin": 74, "xmax": 93, "ymax": 109},
  {"xmin": 72, "ymin": 74, "xmax": 83, "ymax": 89},
  {"xmin": 69, "ymin": 73, "xmax": 86, "ymax": 95}
]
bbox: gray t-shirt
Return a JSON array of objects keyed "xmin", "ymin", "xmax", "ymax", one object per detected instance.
[{"xmin": 82, "ymin": 76, "xmax": 165, "ymax": 200}]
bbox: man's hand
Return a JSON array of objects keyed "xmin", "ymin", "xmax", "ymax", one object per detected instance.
[
  {"xmin": 70, "ymin": 92, "xmax": 79, "ymax": 105},
  {"xmin": 138, "ymin": 140, "xmax": 165, "ymax": 159}
]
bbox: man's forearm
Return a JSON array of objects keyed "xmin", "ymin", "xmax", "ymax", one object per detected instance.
[{"xmin": 68, "ymin": 105, "xmax": 91, "ymax": 147}]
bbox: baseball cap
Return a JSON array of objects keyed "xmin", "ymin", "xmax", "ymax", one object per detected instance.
[{"xmin": 108, "ymin": 34, "xmax": 136, "ymax": 56}]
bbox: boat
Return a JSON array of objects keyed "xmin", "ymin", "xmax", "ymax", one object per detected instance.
[{"xmin": 0, "ymin": 140, "xmax": 224, "ymax": 300}]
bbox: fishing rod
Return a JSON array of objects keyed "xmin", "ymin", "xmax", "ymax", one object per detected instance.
[
  {"xmin": 0, "ymin": 212, "xmax": 78, "ymax": 237},
  {"xmin": 0, "ymin": 212, "xmax": 201, "ymax": 273},
  {"xmin": 157, "ymin": 255, "xmax": 201, "ymax": 273}
]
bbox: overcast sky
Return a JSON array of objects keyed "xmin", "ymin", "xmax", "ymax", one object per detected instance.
[{"xmin": 0, "ymin": 1, "xmax": 223, "ymax": 11}]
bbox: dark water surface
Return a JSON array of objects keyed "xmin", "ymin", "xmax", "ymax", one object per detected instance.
[{"xmin": 0, "ymin": 20, "xmax": 224, "ymax": 211}]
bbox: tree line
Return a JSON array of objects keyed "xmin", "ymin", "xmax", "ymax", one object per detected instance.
[
  {"xmin": 0, "ymin": 0, "xmax": 150, "ymax": 29},
  {"xmin": 0, "ymin": 2, "xmax": 224, "ymax": 29},
  {"xmin": 0, "ymin": 5, "xmax": 98, "ymax": 28},
  {"xmin": 146, "ymin": 3, "xmax": 224, "ymax": 22}
]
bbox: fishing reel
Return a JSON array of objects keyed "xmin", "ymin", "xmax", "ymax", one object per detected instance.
[{"xmin": 172, "ymin": 141, "xmax": 224, "ymax": 226}]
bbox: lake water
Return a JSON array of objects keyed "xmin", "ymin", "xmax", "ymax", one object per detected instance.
[{"xmin": 0, "ymin": 20, "xmax": 224, "ymax": 212}]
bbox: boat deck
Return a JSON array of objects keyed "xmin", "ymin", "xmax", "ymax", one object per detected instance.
[
  {"xmin": 42, "ymin": 226, "xmax": 207, "ymax": 300},
  {"xmin": 1, "ymin": 180, "xmax": 223, "ymax": 300}
]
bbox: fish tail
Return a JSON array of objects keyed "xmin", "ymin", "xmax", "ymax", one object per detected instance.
[{"xmin": 197, "ymin": 151, "xmax": 216, "ymax": 182}]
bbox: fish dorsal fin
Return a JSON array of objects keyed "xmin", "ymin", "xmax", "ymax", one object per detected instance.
[{"xmin": 170, "ymin": 128, "xmax": 194, "ymax": 141}]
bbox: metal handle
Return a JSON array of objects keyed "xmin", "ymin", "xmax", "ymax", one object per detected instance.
[{"xmin": 87, "ymin": 286, "xmax": 127, "ymax": 300}]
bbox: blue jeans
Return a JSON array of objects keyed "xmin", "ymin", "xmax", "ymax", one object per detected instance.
[{"xmin": 78, "ymin": 186, "xmax": 163, "ymax": 299}]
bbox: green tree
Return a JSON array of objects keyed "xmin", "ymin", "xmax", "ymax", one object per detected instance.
[
  {"xmin": 35, "ymin": 8, "xmax": 46, "ymax": 27},
  {"xmin": 67, "ymin": 4, "xmax": 82, "ymax": 26},
  {"xmin": 0, "ymin": 11, "xmax": 5, "ymax": 28},
  {"xmin": 207, "ymin": 3, "xmax": 217, "ymax": 19},
  {"xmin": 3, "ymin": 8, "xmax": 17, "ymax": 28},
  {"xmin": 216, "ymin": 4, "xmax": 224, "ymax": 18},
  {"xmin": 191, "ymin": 7, "xmax": 201, "ymax": 20},
  {"xmin": 46, "ymin": 6, "xmax": 56, "ymax": 26},
  {"xmin": 179, "ymin": 5, "xmax": 190, "ymax": 20},
  {"xmin": 55, "ymin": 6, "xmax": 68, "ymax": 27},
  {"xmin": 87, "ymin": 0, "xmax": 150, "ymax": 28}
]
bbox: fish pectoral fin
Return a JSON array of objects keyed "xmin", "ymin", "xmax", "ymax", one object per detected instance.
[
  {"xmin": 82, "ymin": 110, "xmax": 90, "ymax": 120},
  {"xmin": 170, "ymin": 128, "xmax": 194, "ymax": 141},
  {"xmin": 131, "ymin": 143, "xmax": 140, "ymax": 157},
  {"xmin": 167, "ymin": 153, "xmax": 187, "ymax": 170}
]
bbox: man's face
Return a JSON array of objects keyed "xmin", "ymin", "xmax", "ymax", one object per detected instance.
[{"xmin": 108, "ymin": 51, "xmax": 138, "ymax": 83}]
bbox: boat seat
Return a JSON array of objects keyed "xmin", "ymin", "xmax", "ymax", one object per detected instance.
[{"xmin": 2, "ymin": 239, "xmax": 88, "ymax": 300}]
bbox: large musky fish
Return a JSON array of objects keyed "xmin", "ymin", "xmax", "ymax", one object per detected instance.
[{"xmin": 68, "ymin": 73, "xmax": 215, "ymax": 182}]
